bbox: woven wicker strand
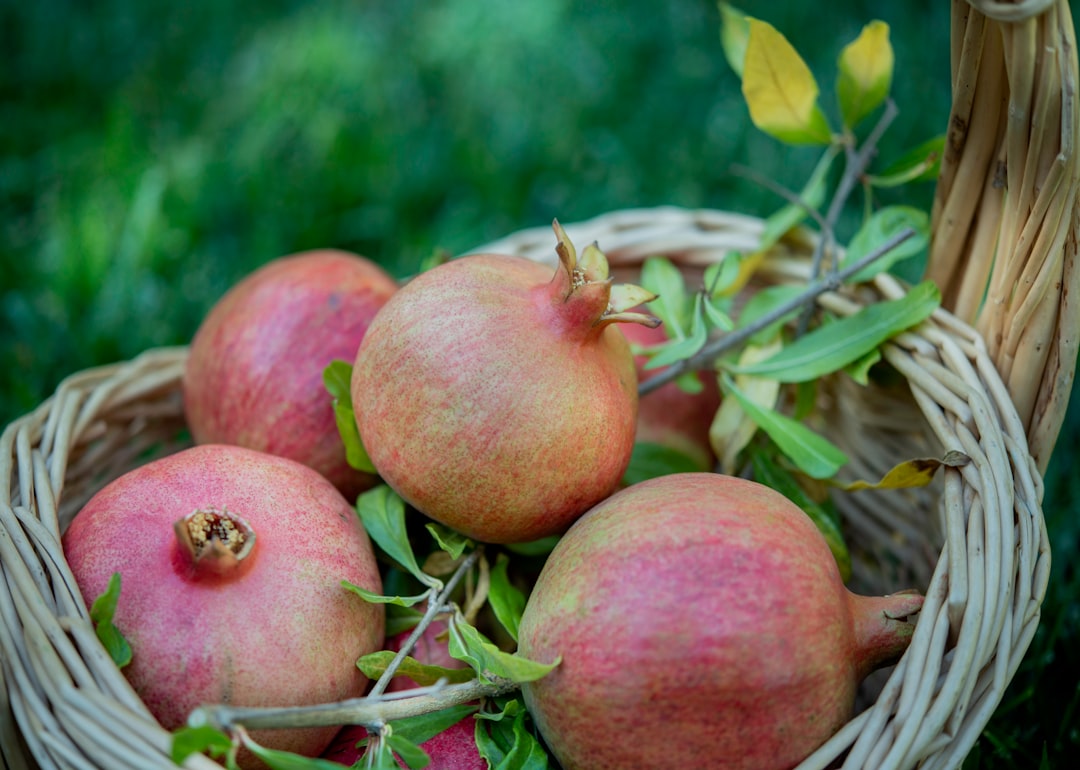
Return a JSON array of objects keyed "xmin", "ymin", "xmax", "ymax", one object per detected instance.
[{"xmin": 928, "ymin": 0, "xmax": 1079, "ymax": 472}]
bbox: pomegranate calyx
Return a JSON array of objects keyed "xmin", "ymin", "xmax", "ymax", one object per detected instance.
[
  {"xmin": 551, "ymin": 219, "xmax": 661, "ymax": 330},
  {"xmin": 174, "ymin": 507, "xmax": 256, "ymax": 575}
]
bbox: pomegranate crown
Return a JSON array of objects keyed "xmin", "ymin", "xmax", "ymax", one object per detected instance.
[{"xmin": 551, "ymin": 219, "xmax": 661, "ymax": 329}]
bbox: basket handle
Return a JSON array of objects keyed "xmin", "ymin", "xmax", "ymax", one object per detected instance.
[{"xmin": 926, "ymin": 0, "xmax": 1080, "ymax": 473}]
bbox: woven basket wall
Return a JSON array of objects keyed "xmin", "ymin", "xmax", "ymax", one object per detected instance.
[{"xmin": 2, "ymin": 1, "xmax": 1076, "ymax": 769}]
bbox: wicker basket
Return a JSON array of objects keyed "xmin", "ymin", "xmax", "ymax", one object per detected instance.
[{"xmin": 1, "ymin": 1, "xmax": 1076, "ymax": 769}]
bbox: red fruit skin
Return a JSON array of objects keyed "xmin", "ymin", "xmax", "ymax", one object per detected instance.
[
  {"xmin": 618, "ymin": 319, "xmax": 721, "ymax": 472},
  {"xmin": 517, "ymin": 473, "xmax": 924, "ymax": 770},
  {"xmin": 322, "ymin": 718, "xmax": 484, "ymax": 769},
  {"xmin": 351, "ymin": 254, "xmax": 639, "ymax": 544},
  {"xmin": 184, "ymin": 249, "xmax": 398, "ymax": 500},
  {"xmin": 61, "ymin": 444, "xmax": 386, "ymax": 766}
]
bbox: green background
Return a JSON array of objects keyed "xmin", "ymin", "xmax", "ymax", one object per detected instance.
[{"xmin": 2, "ymin": 1, "xmax": 1076, "ymax": 766}]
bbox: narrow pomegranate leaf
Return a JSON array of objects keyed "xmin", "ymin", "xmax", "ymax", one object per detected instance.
[
  {"xmin": 644, "ymin": 293, "xmax": 708, "ymax": 370},
  {"xmin": 357, "ymin": 651, "xmax": 474, "ymax": 686},
  {"xmin": 867, "ymin": 135, "xmax": 946, "ymax": 188},
  {"xmin": 489, "ymin": 554, "xmax": 527, "ymax": 642},
  {"xmin": 503, "ymin": 535, "xmax": 560, "ymax": 558},
  {"xmin": 837, "ymin": 20, "xmax": 894, "ymax": 129},
  {"xmin": 736, "ymin": 283, "xmax": 805, "ymax": 344},
  {"xmin": 841, "ymin": 205, "xmax": 930, "ymax": 282},
  {"xmin": 759, "ymin": 146, "xmax": 837, "ymax": 249},
  {"xmin": 742, "ymin": 18, "xmax": 832, "ymax": 145},
  {"xmin": 88, "ymin": 572, "xmax": 132, "ymax": 668},
  {"xmin": 170, "ymin": 725, "xmax": 233, "ymax": 765},
  {"xmin": 731, "ymin": 281, "xmax": 941, "ymax": 382},
  {"xmin": 719, "ymin": 2, "xmax": 751, "ymax": 78},
  {"xmin": 242, "ymin": 737, "xmax": 351, "ymax": 770},
  {"xmin": 639, "ymin": 255, "xmax": 691, "ymax": 333},
  {"xmin": 476, "ymin": 706, "xmax": 550, "ymax": 770},
  {"xmin": 448, "ymin": 612, "xmax": 559, "ymax": 685},
  {"xmin": 844, "ymin": 348, "xmax": 882, "ymax": 386},
  {"xmin": 342, "ymin": 581, "xmax": 428, "ymax": 607},
  {"xmin": 355, "ymin": 485, "xmax": 441, "ymax": 590},
  {"xmin": 723, "ymin": 375, "xmax": 847, "ymax": 479},
  {"xmin": 389, "ymin": 705, "xmax": 478, "ymax": 748},
  {"xmin": 426, "ymin": 522, "xmax": 472, "ymax": 559},
  {"xmin": 623, "ymin": 442, "xmax": 706, "ymax": 486},
  {"xmin": 386, "ymin": 734, "xmax": 431, "ymax": 769},
  {"xmin": 322, "ymin": 359, "xmax": 376, "ymax": 474}
]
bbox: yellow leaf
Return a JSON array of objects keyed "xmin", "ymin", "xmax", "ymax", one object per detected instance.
[
  {"xmin": 835, "ymin": 451, "xmax": 970, "ymax": 492},
  {"xmin": 742, "ymin": 18, "xmax": 831, "ymax": 145},
  {"xmin": 709, "ymin": 339, "xmax": 782, "ymax": 473},
  {"xmin": 837, "ymin": 21, "xmax": 893, "ymax": 128}
]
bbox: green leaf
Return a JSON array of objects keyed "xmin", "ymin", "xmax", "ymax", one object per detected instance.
[
  {"xmin": 724, "ymin": 375, "xmax": 848, "ymax": 479},
  {"xmin": 760, "ymin": 147, "xmax": 837, "ymax": 249},
  {"xmin": 390, "ymin": 704, "xmax": 478, "ymax": 746},
  {"xmin": 365, "ymin": 741, "xmax": 404, "ymax": 770},
  {"xmin": 868, "ymin": 135, "xmax": 946, "ymax": 188},
  {"xmin": 385, "ymin": 604, "xmax": 425, "ymax": 637},
  {"xmin": 749, "ymin": 445, "xmax": 851, "ymax": 581},
  {"xmin": 426, "ymin": 522, "xmax": 472, "ymax": 560},
  {"xmin": 323, "ymin": 360, "xmax": 376, "ymax": 474},
  {"xmin": 644, "ymin": 293, "xmax": 708, "ymax": 370},
  {"xmin": 845, "ymin": 348, "xmax": 881, "ymax": 385},
  {"xmin": 356, "ymin": 650, "xmax": 475, "ymax": 686},
  {"xmin": 736, "ymin": 284, "xmax": 805, "ymax": 344},
  {"xmin": 477, "ymin": 708, "xmax": 551, "ymax": 770},
  {"xmin": 703, "ymin": 254, "xmax": 742, "ymax": 298},
  {"xmin": 89, "ymin": 573, "xmax": 132, "ymax": 668},
  {"xmin": 504, "ymin": 536, "xmax": 561, "ymax": 558},
  {"xmin": 171, "ymin": 725, "xmax": 233, "ymax": 765},
  {"xmin": 742, "ymin": 18, "xmax": 832, "ymax": 144},
  {"xmin": 837, "ymin": 21, "xmax": 894, "ymax": 128},
  {"xmin": 242, "ymin": 737, "xmax": 350, "ymax": 770},
  {"xmin": 623, "ymin": 442, "xmax": 708, "ymax": 487},
  {"xmin": 386, "ymin": 733, "xmax": 431, "ymax": 769},
  {"xmin": 842, "ymin": 206, "xmax": 930, "ymax": 282},
  {"xmin": 448, "ymin": 613, "xmax": 559, "ymax": 684},
  {"xmin": 701, "ymin": 294, "xmax": 734, "ymax": 331},
  {"xmin": 719, "ymin": 3, "xmax": 751, "ymax": 78},
  {"xmin": 356, "ymin": 485, "xmax": 441, "ymax": 589},
  {"xmin": 342, "ymin": 581, "xmax": 430, "ymax": 607},
  {"xmin": 732, "ymin": 281, "xmax": 941, "ymax": 382},
  {"xmin": 489, "ymin": 554, "xmax": 527, "ymax": 642},
  {"xmin": 639, "ymin": 255, "xmax": 690, "ymax": 333}
]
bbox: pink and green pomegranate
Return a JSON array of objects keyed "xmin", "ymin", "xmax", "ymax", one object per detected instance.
[
  {"xmin": 184, "ymin": 249, "xmax": 398, "ymax": 499},
  {"xmin": 517, "ymin": 472, "xmax": 924, "ymax": 770},
  {"xmin": 350, "ymin": 221, "xmax": 659, "ymax": 543},
  {"xmin": 62, "ymin": 444, "xmax": 386, "ymax": 767}
]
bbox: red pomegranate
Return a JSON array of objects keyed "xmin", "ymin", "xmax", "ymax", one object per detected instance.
[
  {"xmin": 350, "ymin": 222, "xmax": 659, "ymax": 544},
  {"xmin": 62, "ymin": 444, "xmax": 385, "ymax": 766},
  {"xmin": 183, "ymin": 249, "xmax": 398, "ymax": 499},
  {"xmin": 517, "ymin": 472, "xmax": 924, "ymax": 770},
  {"xmin": 618, "ymin": 318, "xmax": 721, "ymax": 473}
]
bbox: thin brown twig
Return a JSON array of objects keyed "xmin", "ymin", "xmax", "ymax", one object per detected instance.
[{"xmin": 638, "ymin": 225, "xmax": 917, "ymax": 397}]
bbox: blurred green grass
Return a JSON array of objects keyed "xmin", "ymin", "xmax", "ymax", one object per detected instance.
[{"xmin": 1, "ymin": 0, "xmax": 1076, "ymax": 767}]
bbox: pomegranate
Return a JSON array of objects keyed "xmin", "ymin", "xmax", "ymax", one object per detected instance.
[
  {"xmin": 618, "ymin": 318, "xmax": 722, "ymax": 473},
  {"xmin": 183, "ymin": 249, "xmax": 398, "ymax": 499},
  {"xmin": 62, "ymin": 444, "xmax": 385, "ymax": 766},
  {"xmin": 350, "ymin": 221, "xmax": 660, "ymax": 543},
  {"xmin": 517, "ymin": 472, "xmax": 924, "ymax": 770}
]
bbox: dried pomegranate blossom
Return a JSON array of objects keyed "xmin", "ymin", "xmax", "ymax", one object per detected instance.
[{"xmin": 174, "ymin": 508, "xmax": 255, "ymax": 575}]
